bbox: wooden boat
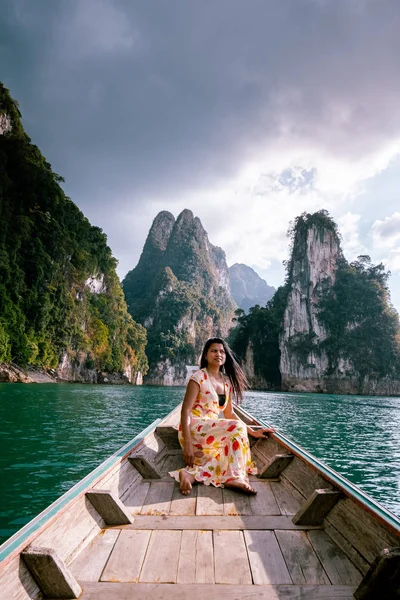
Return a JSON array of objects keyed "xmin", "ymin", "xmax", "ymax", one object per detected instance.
[{"xmin": 1, "ymin": 402, "xmax": 399, "ymax": 599}]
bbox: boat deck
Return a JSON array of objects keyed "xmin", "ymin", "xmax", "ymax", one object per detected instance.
[
  {"xmin": 4, "ymin": 404, "xmax": 398, "ymax": 600},
  {"xmin": 67, "ymin": 452, "xmax": 361, "ymax": 599}
]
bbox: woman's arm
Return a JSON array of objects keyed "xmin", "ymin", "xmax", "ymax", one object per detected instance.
[{"xmin": 180, "ymin": 379, "xmax": 199, "ymax": 468}]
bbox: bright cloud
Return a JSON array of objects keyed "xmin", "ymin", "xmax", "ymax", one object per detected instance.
[
  {"xmin": 336, "ymin": 212, "xmax": 367, "ymax": 260},
  {"xmin": 386, "ymin": 250, "xmax": 400, "ymax": 272},
  {"xmin": 372, "ymin": 212, "xmax": 400, "ymax": 249}
]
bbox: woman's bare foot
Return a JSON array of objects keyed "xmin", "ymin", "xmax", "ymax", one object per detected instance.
[
  {"xmin": 179, "ymin": 470, "xmax": 195, "ymax": 495},
  {"xmin": 224, "ymin": 480, "xmax": 258, "ymax": 495}
]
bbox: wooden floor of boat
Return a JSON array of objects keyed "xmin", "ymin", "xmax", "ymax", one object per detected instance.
[{"xmin": 65, "ymin": 452, "xmax": 362, "ymax": 599}]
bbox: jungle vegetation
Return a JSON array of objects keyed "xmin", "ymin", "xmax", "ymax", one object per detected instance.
[{"xmin": 0, "ymin": 82, "xmax": 148, "ymax": 376}]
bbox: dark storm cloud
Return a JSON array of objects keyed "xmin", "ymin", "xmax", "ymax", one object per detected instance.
[
  {"xmin": 2, "ymin": 0, "xmax": 400, "ymax": 201},
  {"xmin": 2, "ymin": 0, "xmax": 400, "ymax": 276}
]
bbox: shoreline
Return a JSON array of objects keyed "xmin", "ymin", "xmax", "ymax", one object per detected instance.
[
  {"xmin": 0, "ymin": 363, "xmax": 132, "ymax": 385},
  {"xmin": 1, "ymin": 362, "xmax": 400, "ymax": 398}
]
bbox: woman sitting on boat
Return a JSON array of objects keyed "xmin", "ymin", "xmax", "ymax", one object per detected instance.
[{"xmin": 169, "ymin": 337, "xmax": 274, "ymax": 495}]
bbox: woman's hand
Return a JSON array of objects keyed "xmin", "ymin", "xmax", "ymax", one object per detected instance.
[
  {"xmin": 183, "ymin": 442, "xmax": 195, "ymax": 468},
  {"xmin": 248, "ymin": 426, "xmax": 276, "ymax": 439}
]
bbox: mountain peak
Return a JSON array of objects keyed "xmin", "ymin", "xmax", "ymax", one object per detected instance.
[
  {"xmin": 229, "ymin": 263, "xmax": 275, "ymax": 312},
  {"xmin": 122, "ymin": 209, "xmax": 236, "ymax": 383}
]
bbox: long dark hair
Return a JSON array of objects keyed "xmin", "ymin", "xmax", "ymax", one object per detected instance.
[{"xmin": 199, "ymin": 337, "xmax": 249, "ymax": 403}]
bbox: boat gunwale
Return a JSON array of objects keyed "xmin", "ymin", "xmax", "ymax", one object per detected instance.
[
  {"xmin": 1, "ymin": 401, "xmax": 399, "ymax": 574},
  {"xmin": 235, "ymin": 404, "xmax": 400, "ymax": 537},
  {"xmin": 0, "ymin": 416, "xmax": 163, "ymax": 568}
]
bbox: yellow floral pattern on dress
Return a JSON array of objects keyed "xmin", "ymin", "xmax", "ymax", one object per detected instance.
[{"xmin": 169, "ymin": 368, "xmax": 257, "ymax": 487}]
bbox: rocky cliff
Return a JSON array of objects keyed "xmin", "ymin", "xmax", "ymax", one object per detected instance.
[
  {"xmin": 229, "ymin": 263, "xmax": 275, "ymax": 313},
  {"xmin": 231, "ymin": 210, "xmax": 400, "ymax": 395},
  {"xmin": 0, "ymin": 82, "xmax": 148, "ymax": 384},
  {"xmin": 123, "ymin": 210, "xmax": 236, "ymax": 384},
  {"xmin": 280, "ymin": 214, "xmax": 341, "ymax": 391},
  {"xmin": 279, "ymin": 211, "xmax": 400, "ymax": 394}
]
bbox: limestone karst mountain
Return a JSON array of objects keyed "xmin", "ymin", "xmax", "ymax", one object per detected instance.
[
  {"xmin": 279, "ymin": 212, "xmax": 343, "ymax": 392},
  {"xmin": 229, "ymin": 263, "xmax": 275, "ymax": 313},
  {"xmin": 280, "ymin": 211, "xmax": 400, "ymax": 394},
  {"xmin": 123, "ymin": 210, "xmax": 236, "ymax": 384},
  {"xmin": 231, "ymin": 210, "xmax": 400, "ymax": 395}
]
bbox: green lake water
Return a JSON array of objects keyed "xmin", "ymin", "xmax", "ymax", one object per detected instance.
[{"xmin": 0, "ymin": 383, "xmax": 399, "ymax": 545}]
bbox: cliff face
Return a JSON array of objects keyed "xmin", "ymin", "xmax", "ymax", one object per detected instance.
[
  {"xmin": 229, "ymin": 263, "xmax": 275, "ymax": 313},
  {"xmin": 279, "ymin": 212, "xmax": 400, "ymax": 395},
  {"xmin": 0, "ymin": 82, "xmax": 148, "ymax": 383},
  {"xmin": 123, "ymin": 209, "xmax": 236, "ymax": 384},
  {"xmin": 280, "ymin": 222, "xmax": 341, "ymax": 390}
]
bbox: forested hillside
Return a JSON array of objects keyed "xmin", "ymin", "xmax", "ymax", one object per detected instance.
[{"xmin": 0, "ymin": 83, "xmax": 147, "ymax": 381}]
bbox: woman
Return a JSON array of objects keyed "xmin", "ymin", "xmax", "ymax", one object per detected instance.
[{"xmin": 169, "ymin": 337, "xmax": 274, "ymax": 495}]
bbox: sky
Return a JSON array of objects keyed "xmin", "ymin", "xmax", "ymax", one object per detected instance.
[{"xmin": 2, "ymin": 0, "xmax": 400, "ymax": 310}]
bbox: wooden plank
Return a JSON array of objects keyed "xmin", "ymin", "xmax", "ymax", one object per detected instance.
[
  {"xmin": 139, "ymin": 530, "xmax": 182, "ymax": 583},
  {"xmin": 159, "ymin": 452, "xmax": 185, "ymax": 475},
  {"xmin": 354, "ymin": 546, "xmax": 400, "ymax": 600},
  {"xmin": 196, "ymin": 483, "xmax": 224, "ymax": 515},
  {"xmin": 177, "ymin": 530, "xmax": 214, "ymax": 583},
  {"xmin": 65, "ymin": 581, "xmax": 357, "ymax": 599},
  {"xmin": 244, "ymin": 530, "xmax": 292, "ymax": 584},
  {"xmin": 324, "ymin": 522, "xmax": 370, "ymax": 577},
  {"xmin": 0, "ymin": 554, "xmax": 42, "ymax": 600},
  {"xmin": 270, "ymin": 481, "xmax": 303, "ymax": 515},
  {"xmin": 158, "ymin": 403, "xmax": 181, "ymax": 427},
  {"xmin": 252, "ymin": 437, "xmax": 289, "ymax": 466},
  {"xmin": 249, "ymin": 481, "xmax": 281, "ymax": 516},
  {"xmin": 326, "ymin": 498, "xmax": 400, "ymax": 564},
  {"xmin": 213, "ymin": 530, "xmax": 252, "ymax": 584},
  {"xmin": 308, "ymin": 529, "xmax": 363, "ymax": 586},
  {"xmin": 115, "ymin": 515, "xmax": 322, "ymax": 530},
  {"xmin": 258, "ymin": 454, "xmax": 294, "ymax": 479},
  {"xmin": 282, "ymin": 457, "xmax": 333, "ymax": 500},
  {"xmin": 33, "ymin": 494, "xmax": 105, "ymax": 565},
  {"xmin": 223, "ymin": 487, "xmax": 252, "ymax": 515},
  {"xmin": 250, "ymin": 446, "xmax": 270, "ymax": 471},
  {"xmin": 123, "ymin": 432, "xmax": 167, "ymax": 483},
  {"xmin": 85, "ymin": 490, "xmax": 132, "ymax": 525},
  {"xmin": 155, "ymin": 426, "xmax": 181, "ymax": 449},
  {"xmin": 92, "ymin": 457, "xmax": 140, "ymax": 497},
  {"xmin": 70, "ymin": 530, "xmax": 119, "ymax": 582},
  {"xmin": 170, "ymin": 482, "xmax": 197, "ymax": 515},
  {"xmin": 275, "ymin": 530, "xmax": 330, "ymax": 584},
  {"xmin": 140, "ymin": 481, "xmax": 174, "ymax": 515},
  {"xmin": 22, "ymin": 546, "xmax": 82, "ymax": 599},
  {"xmin": 100, "ymin": 530, "xmax": 151, "ymax": 582},
  {"xmin": 123, "ymin": 481, "xmax": 150, "ymax": 515},
  {"xmin": 293, "ymin": 489, "xmax": 342, "ymax": 525},
  {"xmin": 131, "ymin": 430, "xmax": 167, "ymax": 456},
  {"xmin": 128, "ymin": 455, "xmax": 162, "ymax": 479}
]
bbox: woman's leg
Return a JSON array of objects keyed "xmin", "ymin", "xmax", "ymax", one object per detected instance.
[
  {"xmin": 179, "ymin": 470, "xmax": 196, "ymax": 495},
  {"xmin": 224, "ymin": 479, "xmax": 257, "ymax": 494}
]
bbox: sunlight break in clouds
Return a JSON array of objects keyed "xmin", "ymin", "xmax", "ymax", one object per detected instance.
[
  {"xmin": 372, "ymin": 213, "xmax": 400, "ymax": 273},
  {"xmin": 336, "ymin": 212, "xmax": 367, "ymax": 261},
  {"xmin": 145, "ymin": 139, "xmax": 400, "ymax": 289}
]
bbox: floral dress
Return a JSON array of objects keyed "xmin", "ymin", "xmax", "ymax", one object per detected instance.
[{"xmin": 169, "ymin": 368, "xmax": 257, "ymax": 487}]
